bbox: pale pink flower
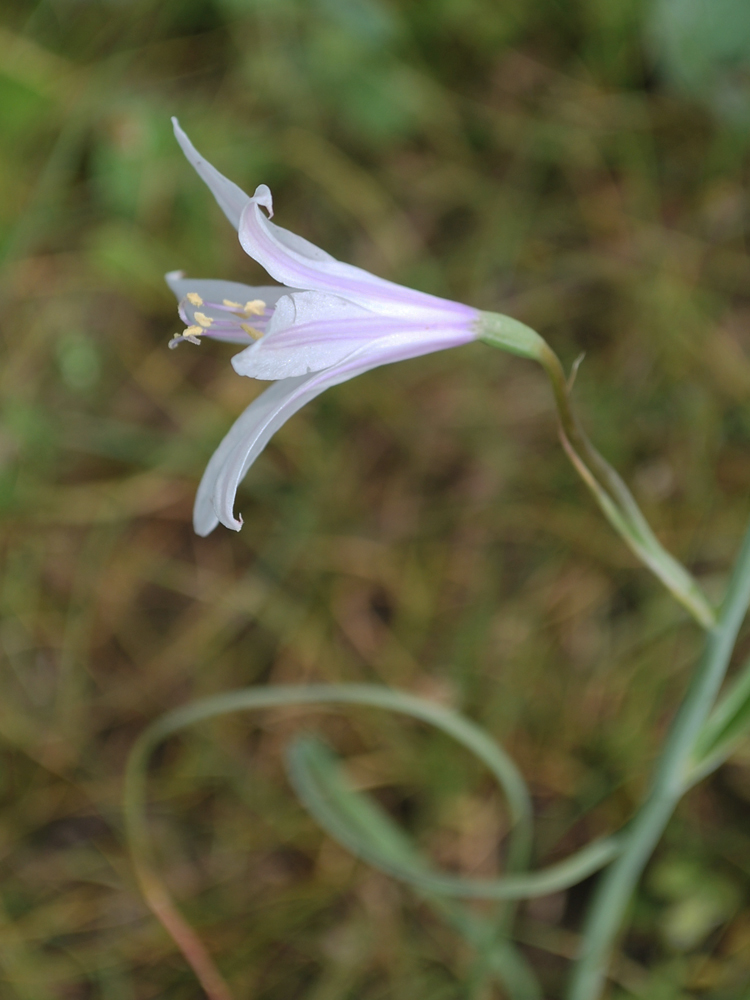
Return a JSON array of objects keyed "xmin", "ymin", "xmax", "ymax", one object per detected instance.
[{"xmin": 168, "ymin": 119, "xmax": 535, "ymax": 535}]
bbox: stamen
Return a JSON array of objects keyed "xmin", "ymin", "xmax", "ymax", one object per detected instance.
[
  {"xmin": 244, "ymin": 299, "xmax": 266, "ymax": 316},
  {"xmin": 169, "ymin": 326, "xmax": 204, "ymax": 349},
  {"xmin": 240, "ymin": 323, "xmax": 263, "ymax": 340},
  {"xmin": 172, "ymin": 296, "xmax": 268, "ymax": 348}
]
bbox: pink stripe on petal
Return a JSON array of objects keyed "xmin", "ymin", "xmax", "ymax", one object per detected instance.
[
  {"xmin": 238, "ymin": 199, "xmax": 475, "ymax": 321},
  {"xmin": 231, "ymin": 315, "xmax": 475, "ymax": 380}
]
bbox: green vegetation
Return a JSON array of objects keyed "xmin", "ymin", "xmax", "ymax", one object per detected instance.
[{"xmin": 2, "ymin": 0, "xmax": 750, "ymax": 996}]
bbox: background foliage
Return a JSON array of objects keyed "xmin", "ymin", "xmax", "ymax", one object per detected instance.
[{"xmin": 1, "ymin": 0, "xmax": 750, "ymax": 996}]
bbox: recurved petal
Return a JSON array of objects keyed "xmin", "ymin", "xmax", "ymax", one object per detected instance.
[
  {"xmin": 192, "ymin": 374, "xmax": 325, "ymax": 535},
  {"xmin": 201, "ymin": 331, "xmax": 474, "ymax": 533},
  {"xmin": 238, "ymin": 197, "xmax": 475, "ymax": 321},
  {"xmin": 172, "ymin": 118, "xmax": 251, "ymax": 230},
  {"xmin": 257, "ymin": 187, "xmax": 336, "ymax": 264}
]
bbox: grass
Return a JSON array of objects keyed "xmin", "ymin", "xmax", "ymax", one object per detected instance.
[{"xmin": 1, "ymin": 0, "xmax": 750, "ymax": 996}]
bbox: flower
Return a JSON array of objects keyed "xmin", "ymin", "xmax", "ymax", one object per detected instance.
[{"xmin": 168, "ymin": 119, "xmax": 536, "ymax": 536}]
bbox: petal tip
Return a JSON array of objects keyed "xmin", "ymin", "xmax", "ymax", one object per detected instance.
[
  {"xmin": 171, "ymin": 117, "xmax": 187, "ymax": 142},
  {"xmin": 171, "ymin": 117, "xmax": 250, "ymax": 231},
  {"xmin": 252, "ymin": 184, "xmax": 273, "ymax": 218},
  {"xmin": 213, "ymin": 496, "xmax": 244, "ymax": 532},
  {"xmin": 193, "ymin": 510, "xmax": 219, "ymax": 536}
]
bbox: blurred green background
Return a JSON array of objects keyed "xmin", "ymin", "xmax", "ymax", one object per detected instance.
[{"xmin": 2, "ymin": 0, "xmax": 750, "ymax": 997}]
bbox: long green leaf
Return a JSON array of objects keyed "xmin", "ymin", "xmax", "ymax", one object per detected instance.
[
  {"xmin": 688, "ymin": 656, "xmax": 750, "ymax": 783},
  {"xmin": 568, "ymin": 516, "xmax": 750, "ymax": 1000},
  {"xmin": 286, "ymin": 734, "xmax": 436, "ymax": 872},
  {"xmin": 286, "ymin": 735, "xmax": 546, "ymax": 1000},
  {"xmin": 285, "ymin": 732, "xmax": 621, "ymax": 901}
]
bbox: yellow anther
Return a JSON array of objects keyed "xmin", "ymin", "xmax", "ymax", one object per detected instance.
[
  {"xmin": 186, "ymin": 292, "xmax": 203, "ymax": 306},
  {"xmin": 184, "ymin": 325, "xmax": 203, "ymax": 337},
  {"xmin": 223, "ymin": 299, "xmax": 242, "ymax": 308},
  {"xmin": 240, "ymin": 323, "xmax": 263, "ymax": 340},
  {"xmin": 194, "ymin": 312, "xmax": 213, "ymax": 328},
  {"xmin": 244, "ymin": 299, "xmax": 266, "ymax": 316}
]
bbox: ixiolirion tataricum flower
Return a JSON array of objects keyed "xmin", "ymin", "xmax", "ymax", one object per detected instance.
[
  {"xmin": 167, "ymin": 119, "xmax": 714, "ymax": 631},
  {"xmin": 167, "ymin": 118, "xmax": 544, "ymax": 537}
]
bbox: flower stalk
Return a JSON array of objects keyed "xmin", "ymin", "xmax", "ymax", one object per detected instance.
[
  {"xmin": 126, "ymin": 732, "xmax": 235, "ymax": 1000},
  {"xmin": 479, "ymin": 315, "xmax": 715, "ymax": 629}
]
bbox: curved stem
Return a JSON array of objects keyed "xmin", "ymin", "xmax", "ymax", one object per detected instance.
[
  {"xmin": 126, "ymin": 684, "xmax": 533, "ymax": 857},
  {"xmin": 124, "ymin": 684, "xmax": 535, "ymax": 994},
  {"xmin": 537, "ymin": 343, "xmax": 715, "ymax": 630},
  {"xmin": 132, "ymin": 865, "xmax": 235, "ymax": 1000},
  {"xmin": 568, "ymin": 517, "xmax": 750, "ymax": 1000},
  {"xmin": 478, "ymin": 316, "xmax": 714, "ymax": 628}
]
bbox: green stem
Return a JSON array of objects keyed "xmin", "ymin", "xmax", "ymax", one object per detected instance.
[
  {"xmin": 478, "ymin": 315, "xmax": 714, "ymax": 629},
  {"xmin": 568, "ymin": 516, "xmax": 750, "ymax": 1000},
  {"xmin": 537, "ymin": 343, "xmax": 715, "ymax": 630}
]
